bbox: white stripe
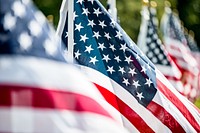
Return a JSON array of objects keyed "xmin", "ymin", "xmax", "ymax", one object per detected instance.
[
  {"xmin": 156, "ymin": 64, "xmax": 181, "ymax": 78},
  {"xmin": 156, "ymin": 69, "xmax": 200, "ymax": 126},
  {"xmin": 153, "ymin": 90, "xmax": 197, "ymax": 132},
  {"xmin": 0, "ymin": 107, "xmax": 129, "ymax": 133},
  {"xmin": 121, "ymin": 115, "xmax": 140, "ymax": 133},
  {"xmin": 0, "ymin": 56, "xmax": 125, "ymax": 125},
  {"xmin": 0, "ymin": 56, "xmax": 103, "ymax": 100},
  {"xmin": 79, "ymin": 66, "xmax": 171, "ymax": 132},
  {"xmin": 167, "ymin": 79, "xmax": 184, "ymax": 93}
]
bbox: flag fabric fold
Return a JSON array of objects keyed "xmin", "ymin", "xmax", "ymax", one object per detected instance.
[
  {"xmin": 161, "ymin": 7, "xmax": 200, "ymax": 101},
  {"xmin": 0, "ymin": 0, "xmax": 129, "ymax": 132},
  {"xmin": 57, "ymin": 0, "xmax": 200, "ymax": 132}
]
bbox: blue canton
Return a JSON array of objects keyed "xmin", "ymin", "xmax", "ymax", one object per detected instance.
[{"xmin": 0, "ymin": 0, "xmax": 65, "ymax": 62}]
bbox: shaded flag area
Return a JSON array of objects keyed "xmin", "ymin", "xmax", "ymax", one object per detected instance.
[
  {"xmin": 137, "ymin": 5, "xmax": 185, "ymax": 99},
  {"xmin": 161, "ymin": 6, "xmax": 200, "ymax": 101},
  {"xmin": 0, "ymin": 0, "xmax": 129, "ymax": 132},
  {"xmin": 57, "ymin": 0, "xmax": 200, "ymax": 132}
]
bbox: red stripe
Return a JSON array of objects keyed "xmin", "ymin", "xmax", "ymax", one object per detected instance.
[
  {"xmin": 157, "ymin": 79, "xmax": 200, "ymax": 132},
  {"xmin": 164, "ymin": 75, "xmax": 180, "ymax": 81},
  {"xmin": 147, "ymin": 101, "xmax": 185, "ymax": 132},
  {"xmin": 94, "ymin": 83, "xmax": 154, "ymax": 133},
  {"xmin": 0, "ymin": 84, "xmax": 113, "ymax": 119}
]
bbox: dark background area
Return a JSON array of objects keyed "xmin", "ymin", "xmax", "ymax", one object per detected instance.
[{"xmin": 33, "ymin": 0, "xmax": 200, "ymax": 48}]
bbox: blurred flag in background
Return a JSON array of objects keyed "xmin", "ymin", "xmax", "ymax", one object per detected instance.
[
  {"xmin": 137, "ymin": 3, "xmax": 185, "ymax": 98},
  {"xmin": 161, "ymin": 5, "xmax": 200, "ymax": 101}
]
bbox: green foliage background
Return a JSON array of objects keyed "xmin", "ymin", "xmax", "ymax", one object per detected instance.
[{"xmin": 33, "ymin": 0, "xmax": 200, "ymax": 107}]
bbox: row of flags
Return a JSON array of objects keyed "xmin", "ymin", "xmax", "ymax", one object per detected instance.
[
  {"xmin": 161, "ymin": 5, "xmax": 200, "ymax": 101},
  {"xmin": 0, "ymin": 0, "xmax": 200, "ymax": 132},
  {"xmin": 137, "ymin": 3, "xmax": 200, "ymax": 102}
]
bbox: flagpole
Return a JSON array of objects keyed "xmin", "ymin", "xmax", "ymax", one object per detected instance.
[
  {"xmin": 68, "ymin": 0, "xmax": 74, "ymax": 63},
  {"xmin": 137, "ymin": 0, "xmax": 149, "ymax": 52},
  {"xmin": 56, "ymin": 0, "xmax": 68, "ymax": 36},
  {"xmin": 108, "ymin": 0, "xmax": 117, "ymax": 21}
]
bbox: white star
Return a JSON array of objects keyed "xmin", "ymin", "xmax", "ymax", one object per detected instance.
[
  {"xmin": 74, "ymin": 50, "xmax": 81, "ymax": 59},
  {"xmin": 82, "ymin": 8, "xmax": 90, "ymax": 16},
  {"xmin": 120, "ymin": 43, "xmax": 127, "ymax": 52},
  {"xmin": 93, "ymin": 8, "xmax": 102, "ymax": 17},
  {"xmin": 89, "ymin": 56, "xmax": 98, "ymax": 65},
  {"xmin": 118, "ymin": 66, "xmax": 125, "ymax": 74},
  {"xmin": 107, "ymin": 66, "xmax": 115, "ymax": 74},
  {"xmin": 34, "ymin": 11, "xmax": 46, "ymax": 26},
  {"xmin": 75, "ymin": 23, "xmax": 84, "ymax": 32},
  {"xmin": 145, "ymin": 78, "xmax": 153, "ymax": 87},
  {"xmin": 109, "ymin": 44, "xmax": 116, "ymax": 51},
  {"xmin": 132, "ymin": 80, "xmax": 141, "ymax": 88},
  {"xmin": 12, "ymin": 1, "xmax": 26, "ymax": 18},
  {"xmin": 102, "ymin": 54, "xmax": 111, "ymax": 63},
  {"xmin": 93, "ymin": 31, "xmax": 101, "ymax": 39},
  {"xmin": 129, "ymin": 68, "xmax": 137, "ymax": 76},
  {"xmin": 141, "ymin": 65, "xmax": 147, "ymax": 73},
  {"xmin": 65, "ymin": 32, "xmax": 68, "ymax": 38},
  {"xmin": 85, "ymin": 45, "xmax": 94, "ymax": 53},
  {"xmin": 98, "ymin": 43, "xmax": 106, "ymax": 51},
  {"xmin": 88, "ymin": 19, "xmax": 96, "ymax": 27},
  {"xmin": 43, "ymin": 39, "xmax": 57, "ymax": 56},
  {"xmin": 99, "ymin": 20, "xmax": 106, "ymax": 29},
  {"xmin": 73, "ymin": 11, "xmax": 78, "ymax": 20},
  {"xmin": 104, "ymin": 32, "xmax": 111, "ymax": 40},
  {"xmin": 80, "ymin": 34, "xmax": 88, "ymax": 43},
  {"xmin": 28, "ymin": 20, "xmax": 42, "ymax": 37},
  {"xmin": 76, "ymin": 0, "xmax": 84, "ymax": 4},
  {"xmin": 125, "ymin": 56, "xmax": 133, "ymax": 64},
  {"xmin": 18, "ymin": 32, "xmax": 32, "ymax": 50},
  {"xmin": 136, "ymin": 92, "xmax": 144, "ymax": 101},
  {"xmin": 148, "ymin": 28, "xmax": 153, "ymax": 35},
  {"xmin": 115, "ymin": 30, "xmax": 122, "ymax": 39},
  {"xmin": 110, "ymin": 18, "xmax": 116, "ymax": 27},
  {"xmin": 146, "ymin": 37, "xmax": 152, "ymax": 44},
  {"xmin": 122, "ymin": 78, "xmax": 130, "ymax": 86},
  {"xmin": 3, "ymin": 13, "xmax": 16, "ymax": 30},
  {"xmin": 114, "ymin": 56, "xmax": 121, "ymax": 63},
  {"xmin": 153, "ymin": 34, "xmax": 158, "ymax": 40}
]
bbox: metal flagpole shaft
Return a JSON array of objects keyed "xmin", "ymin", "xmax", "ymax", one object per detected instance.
[
  {"xmin": 68, "ymin": 0, "xmax": 74, "ymax": 63},
  {"xmin": 111, "ymin": 0, "xmax": 117, "ymax": 21}
]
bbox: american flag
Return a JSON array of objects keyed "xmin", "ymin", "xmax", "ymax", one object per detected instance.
[
  {"xmin": 161, "ymin": 7, "xmax": 200, "ymax": 101},
  {"xmin": 0, "ymin": 0, "xmax": 129, "ymax": 132},
  {"xmin": 137, "ymin": 6, "xmax": 185, "ymax": 97},
  {"xmin": 57, "ymin": 0, "xmax": 200, "ymax": 132},
  {"xmin": 185, "ymin": 31, "xmax": 200, "ymax": 95},
  {"xmin": 185, "ymin": 31, "xmax": 200, "ymax": 67}
]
